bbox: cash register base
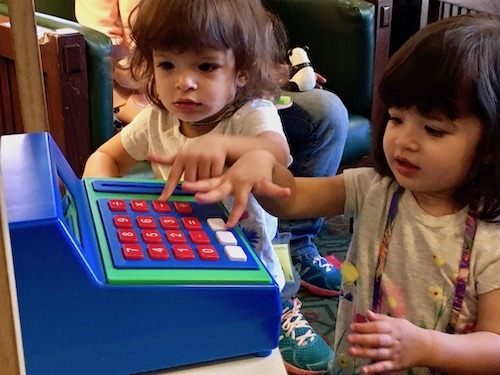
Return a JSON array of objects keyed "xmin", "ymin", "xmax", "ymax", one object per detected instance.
[{"xmin": 1, "ymin": 133, "xmax": 280, "ymax": 375}]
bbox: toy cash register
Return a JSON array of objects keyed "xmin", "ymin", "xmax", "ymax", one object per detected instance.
[{"xmin": 1, "ymin": 132, "xmax": 281, "ymax": 375}]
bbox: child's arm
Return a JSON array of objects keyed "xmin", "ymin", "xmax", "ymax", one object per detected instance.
[
  {"xmin": 348, "ymin": 288, "xmax": 500, "ymax": 374},
  {"xmin": 229, "ymin": 131, "xmax": 290, "ymax": 165},
  {"xmin": 150, "ymin": 132, "xmax": 290, "ymax": 200},
  {"xmin": 82, "ymin": 133, "xmax": 138, "ymax": 178},
  {"xmin": 182, "ymin": 149, "xmax": 346, "ymax": 228}
]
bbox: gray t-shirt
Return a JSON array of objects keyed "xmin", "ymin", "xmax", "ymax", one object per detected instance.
[{"xmin": 333, "ymin": 167, "xmax": 500, "ymax": 375}]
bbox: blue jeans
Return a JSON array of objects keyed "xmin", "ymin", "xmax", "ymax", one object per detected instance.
[{"xmin": 279, "ymin": 89, "xmax": 348, "ymax": 301}]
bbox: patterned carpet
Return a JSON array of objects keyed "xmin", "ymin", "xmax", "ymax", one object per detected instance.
[{"xmin": 296, "ymin": 215, "xmax": 352, "ymax": 350}]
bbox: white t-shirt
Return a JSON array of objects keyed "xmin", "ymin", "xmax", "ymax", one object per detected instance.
[
  {"xmin": 121, "ymin": 99, "xmax": 287, "ymax": 290},
  {"xmin": 333, "ymin": 167, "xmax": 500, "ymax": 375}
]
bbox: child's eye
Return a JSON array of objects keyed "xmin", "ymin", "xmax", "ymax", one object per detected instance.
[
  {"xmin": 425, "ymin": 126, "xmax": 445, "ymax": 137},
  {"xmin": 388, "ymin": 116, "xmax": 403, "ymax": 125},
  {"xmin": 198, "ymin": 63, "xmax": 217, "ymax": 72},
  {"xmin": 158, "ymin": 61, "xmax": 174, "ymax": 70}
]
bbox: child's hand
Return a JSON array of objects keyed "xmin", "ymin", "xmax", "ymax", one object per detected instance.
[
  {"xmin": 347, "ymin": 310, "xmax": 427, "ymax": 374},
  {"xmin": 146, "ymin": 152, "xmax": 177, "ymax": 199},
  {"xmin": 182, "ymin": 150, "xmax": 290, "ymax": 228},
  {"xmin": 148, "ymin": 136, "xmax": 228, "ymax": 200}
]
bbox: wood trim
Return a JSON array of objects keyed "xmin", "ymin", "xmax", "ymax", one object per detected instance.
[
  {"xmin": 0, "ymin": 58, "xmax": 15, "ymax": 134},
  {"xmin": 422, "ymin": 0, "xmax": 500, "ymax": 26},
  {"xmin": 7, "ymin": 0, "xmax": 49, "ymax": 133},
  {"xmin": 0, "ymin": 15, "xmax": 91, "ymax": 176},
  {"xmin": 432, "ymin": 0, "xmax": 500, "ymax": 13},
  {"xmin": 420, "ymin": 0, "xmax": 430, "ymax": 28}
]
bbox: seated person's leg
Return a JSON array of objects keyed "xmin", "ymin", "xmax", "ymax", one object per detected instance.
[{"xmin": 279, "ymin": 89, "xmax": 348, "ymax": 297}]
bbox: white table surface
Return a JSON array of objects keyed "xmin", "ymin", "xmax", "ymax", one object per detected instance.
[{"xmin": 149, "ymin": 348, "xmax": 286, "ymax": 375}]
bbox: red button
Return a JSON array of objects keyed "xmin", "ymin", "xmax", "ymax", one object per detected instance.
[
  {"xmin": 181, "ymin": 217, "xmax": 202, "ymax": 230},
  {"xmin": 152, "ymin": 201, "xmax": 171, "ymax": 213},
  {"xmin": 159, "ymin": 216, "xmax": 180, "ymax": 229},
  {"xmin": 108, "ymin": 199, "xmax": 127, "ymax": 211},
  {"xmin": 113, "ymin": 215, "xmax": 133, "ymax": 228},
  {"xmin": 141, "ymin": 229, "xmax": 163, "ymax": 243},
  {"xmin": 147, "ymin": 244, "xmax": 169, "ymax": 260},
  {"xmin": 136, "ymin": 215, "xmax": 156, "ymax": 229},
  {"xmin": 172, "ymin": 245, "xmax": 195, "ymax": 260},
  {"xmin": 118, "ymin": 229, "xmax": 138, "ymax": 243},
  {"xmin": 189, "ymin": 231, "xmax": 211, "ymax": 244},
  {"xmin": 122, "ymin": 244, "xmax": 144, "ymax": 260},
  {"xmin": 130, "ymin": 200, "xmax": 149, "ymax": 212},
  {"xmin": 173, "ymin": 201, "xmax": 193, "ymax": 214},
  {"xmin": 165, "ymin": 230, "xmax": 187, "ymax": 244},
  {"xmin": 196, "ymin": 245, "xmax": 219, "ymax": 260}
]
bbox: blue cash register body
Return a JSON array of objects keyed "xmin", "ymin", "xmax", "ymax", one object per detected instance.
[{"xmin": 1, "ymin": 133, "xmax": 281, "ymax": 375}]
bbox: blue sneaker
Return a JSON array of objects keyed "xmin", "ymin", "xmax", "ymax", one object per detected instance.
[
  {"xmin": 279, "ymin": 298, "xmax": 334, "ymax": 375},
  {"xmin": 294, "ymin": 255, "xmax": 342, "ymax": 297}
]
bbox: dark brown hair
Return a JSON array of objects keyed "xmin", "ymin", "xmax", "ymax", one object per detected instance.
[
  {"xmin": 128, "ymin": 0, "xmax": 289, "ymax": 106},
  {"xmin": 374, "ymin": 13, "xmax": 500, "ymax": 221}
]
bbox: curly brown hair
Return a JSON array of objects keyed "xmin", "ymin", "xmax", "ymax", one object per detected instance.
[{"xmin": 127, "ymin": 0, "xmax": 289, "ymax": 107}]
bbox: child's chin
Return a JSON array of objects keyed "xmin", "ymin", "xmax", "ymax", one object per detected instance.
[{"xmin": 176, "ymin": 114, "xmax": 205, "ymax": 124}]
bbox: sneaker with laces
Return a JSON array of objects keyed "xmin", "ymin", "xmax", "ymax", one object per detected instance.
[
  {"xmin": 294, "ymin": 255, "xmax": 342, "ymax": 297},
  {"xmin": 279, "ymin": 298, "xmax": 334, "ymax": 375}
]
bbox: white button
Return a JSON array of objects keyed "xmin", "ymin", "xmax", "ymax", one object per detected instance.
[
  {"xmin": 215, "ymin": 231, "xmax": 237, "ymax": 245},
  {"xmin": 207, "ymin": 217, "xmax": 226, "ymax": 231},
  {"xmin": 224, "ymin": 246, "xmax": 247, "ymax": 262}
]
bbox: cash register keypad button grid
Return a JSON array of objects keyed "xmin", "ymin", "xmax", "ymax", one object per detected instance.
[{"xmin": 97, "ymin": 198, "xmax": 260, "ymax": 270}]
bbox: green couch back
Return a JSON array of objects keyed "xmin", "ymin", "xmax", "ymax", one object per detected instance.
[
  {"xmin": 265, "ymin": 0, "xmax": 375, "ymax": 118},
  {"xmin": 0, "ymin": 0, "xmax": 77, "ymax": 21},
  {"xmin": 35, "ymin": 0, "xmax": 77, "ymax": 22}
]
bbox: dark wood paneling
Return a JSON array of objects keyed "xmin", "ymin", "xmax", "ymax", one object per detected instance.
[{"xmin": 0, "ymin": 15, "xmax": 91, "ymax": 176}]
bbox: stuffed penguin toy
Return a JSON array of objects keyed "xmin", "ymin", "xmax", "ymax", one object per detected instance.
[{"xmin": 282, "ymin": 46, "xmax": 316, "ymax": 92}]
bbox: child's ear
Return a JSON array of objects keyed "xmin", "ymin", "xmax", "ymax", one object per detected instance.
[{"xmin": 236, "ymin": 70, "xmax": 249, "ymax": 88}]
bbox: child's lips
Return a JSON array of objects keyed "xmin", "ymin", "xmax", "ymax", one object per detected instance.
[
  {"xmin": 395, "ymin": 157, "xmax": 419, "ymax": 175},
  {"xmin": 174, "ymin": 100, "xmax": 201, "ymax": 111}
]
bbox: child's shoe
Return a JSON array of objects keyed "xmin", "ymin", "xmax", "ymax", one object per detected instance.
[
  {"xmin": 279, "ymin": 297, "xmax": 334, "ymax": 375},
  {"xmin": 293, "ymin": 255, "xmax": 342, "ymax": 297}
]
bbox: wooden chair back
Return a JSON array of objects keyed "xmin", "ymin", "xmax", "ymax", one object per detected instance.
[
  {"xmin": 421, "ymin": 0, "xmax": 500, "ymax": 27},
  {"xmin": 0, "ymin": 14, "xmax": 91, "ymax": 176}
]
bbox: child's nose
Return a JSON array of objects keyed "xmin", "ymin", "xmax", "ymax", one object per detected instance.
[
  {"xmin": 176, "ymin": 72, "xmax": 197, "ymax": 91},
  {"xmin": 394, "ymin": 126, "xmax": 419, "ymax": 150}
]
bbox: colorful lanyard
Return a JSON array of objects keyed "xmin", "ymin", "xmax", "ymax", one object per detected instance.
[{"xmin": 372, "ymin": 186, "xmax": 478, "ymax": 335}]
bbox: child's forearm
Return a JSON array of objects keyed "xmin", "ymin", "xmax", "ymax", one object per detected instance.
[
  {"xmin": 256, "ymin": 161, "xmax": 297, "ymax": 217},
  {"xmin": 420, "ymin": 329, "xmax": 500, "ymax": 374},
  {"xmin": 82, "ymin": 151, "xmax": 122, "ymax": 178},
  {"xmin": 223, "ymin": 133, "xmax": 290, "ymax": 166}
]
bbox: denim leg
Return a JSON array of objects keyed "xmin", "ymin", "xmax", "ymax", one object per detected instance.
[
  {"xmin": 281, "ymin": 267, "xmax": 302, "ymax": 303},
  {"xmin": 278, "ymin": 89, "xmax": 348, "ymax": 300}
]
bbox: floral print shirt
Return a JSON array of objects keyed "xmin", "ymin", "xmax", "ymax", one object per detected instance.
[{"xmin": 332, "ymin": 168, "xmax": 500, "ymax": 375}]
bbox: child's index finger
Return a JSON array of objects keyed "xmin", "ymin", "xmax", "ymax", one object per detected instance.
[{"xmin": 158, "ymin": 179, "xmax": 178, "ymax": 201}]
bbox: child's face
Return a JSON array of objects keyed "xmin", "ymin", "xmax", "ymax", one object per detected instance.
[
  {"xmin": 383, "ymin": 107, "xmax": 482, "ymax": 199},
  {"xmin": 152, "ymin": 48, "xmax": 248, "ymax": 124}
]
